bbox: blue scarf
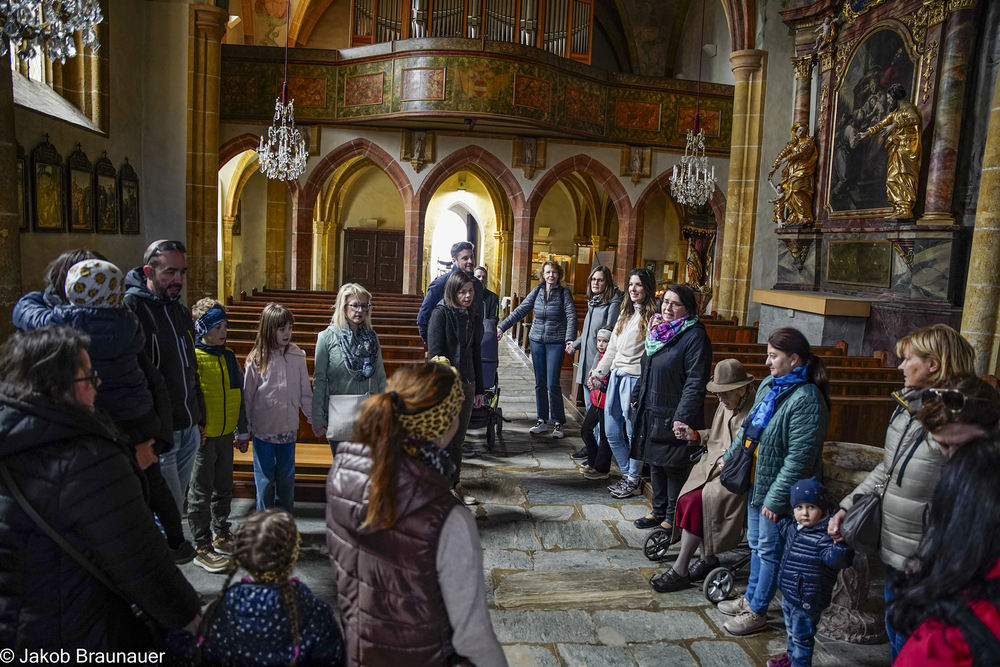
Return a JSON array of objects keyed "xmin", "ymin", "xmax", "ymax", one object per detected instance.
[
  {"xmin": 743, "ymin": 364, "xmax": 810, "ymax": 442},
  {"xmin": 402, "ymin": 433, "xmax": 454, "ymax": 478}
]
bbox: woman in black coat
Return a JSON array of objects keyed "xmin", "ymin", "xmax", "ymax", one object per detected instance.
[
  {"xmin": 428, "ymin": 270, "xmax": 484, "ymax": 506},
  {"xmin": 0, "ymin": 326, "xmax": 201, "ymax": 652},
  {"xmin": 630, "ymin": 284, "xmax": 713, "ymax": 533}
]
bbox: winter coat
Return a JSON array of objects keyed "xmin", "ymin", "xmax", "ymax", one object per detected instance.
[
  {"xmin": 777, "ymin": 516, "xmax": 854, "ymax": 613},
  {"xmin": 12, "ymin": 291, "xmax": 153, "ymax": 421},
  {"xmin": 0, "ymin": 392, "xmax": 200, "ymax": 651},
  {"xmin": 723, "ymin": 376, "xmax": 829, "ymax": 514},
  {"xmin": 630, "ymin": 322, "xmax": 713, "ymax": 468},
  {"xmin": 572, "ymin": 288, "xmax": 625, "ymax": 385},
  {"xmin": 124, "ymin": 268, "xmax": 205, "ymax": 431},
  {"xmin": 840, "ymin": 390, "xmax": 942, "ymax": 572},
  {"xmin": 428, "ymin": 303, "xmax": 485, "ymax": 395},
  {"xmin": 326, "ymin": 441, "xmax": 461, "ymax": 666},
  {"xmin": 417, "ymin": 266, "xmax": 484, "ymax": 346},
  {"xmin": 499, "ymin": 282, "xmax": 577, "ymax": 344},
  {"xmin": 311, "ymin": 325, "xmax": 387, "ymax": 427},
  {"xmin": 670, "ymin": 394, "xmax": 755, "ymax": 556},
  {"xmin": 195, "ymin": 343, "xmax": 249, "ymax": 439},
  {"xmin": 244, "ymin": 344, "xmax": 313, "ymax": 435},
  {"xmin": 483, "ymin": 288, "xmax": 500, "ymax": 324},
  {"xmin": 588, "ymin": 352, "xmax": 610, "ymax": 410}
]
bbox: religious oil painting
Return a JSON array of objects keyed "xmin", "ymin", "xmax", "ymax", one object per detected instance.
[
  {"xmin": 69, "ymin": 169, "xmax": 94, "ymax": 233},
  {"xmin": 33, "ymin": 163, "xmax": 64, "ymax": 232},
  {"xmin": 120, "ymin": 160, "xmax": 140, "ymax": 235},
  {"xmin": 97, "ymin": 175, "xmax": 118, "ymax": 233},
  {"xmin": 828, "ymin": 28, "xmax": 914, "ymax": 216}
]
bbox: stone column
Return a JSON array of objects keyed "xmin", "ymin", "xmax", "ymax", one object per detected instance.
[
  {"xmin": 311, "ymin": 218, "xmax": 330, "ymax": 290},
  {"xmin": 403, "ymin": 208, "xmax": 423, "ymax": 294},
  {"xmin": 591, "ymin": 234, "xmax": 606, "ymax": 252},
  {"xmin": 328, "ymin": 220, "xmax": 342, "ymax": 291},
  {"xmin": 186, "ymin": 4, "xmax": 228, "ymax": 301},
  {"xmin": 494, "ymin": 230, "xmax": 510, "ymax": 296},
  {"xmin": 960, "ymin": 62, "xmax": 1000, "ymax": 376},
  {"xmin": 919, "ymin": 7, "xmax": 977, "ymax": 225},
  {"xmin": 266, "ymin": 179, "xmax": 288, "ymax": 289},
  {"xmin": 221, "ymin": 215, "xmax": 236, "ymax": 301},
  {"xmin": 0, "ymin": 54, "xmax": 22, "ymax": 337},
  {"xmin": 716, "ymin": 50, "xmax": 768, "ymax": 322},
  {"xmin": 791, "ymin": 55, "xmax": 814, "ymax": 127}
]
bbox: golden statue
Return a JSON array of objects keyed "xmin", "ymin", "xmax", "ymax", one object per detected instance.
[
  {"xmin": 856, "ymin": 83, "xmax": 922, "ymax": 220},
  {"xmin": 768, "ymin": 122, "xmax": 818, "ymax": 227}
]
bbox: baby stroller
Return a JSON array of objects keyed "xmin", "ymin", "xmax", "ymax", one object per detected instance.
[
  {"xmin": 467, "ymin": 318, "xmax": 509, "ymax": 451},
  {"xmin": 642, "ymin": 525, "xmax": 752, "ymax": 603}
]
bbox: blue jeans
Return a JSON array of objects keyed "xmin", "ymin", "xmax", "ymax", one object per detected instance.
[
  {"xmin": 781, "ymin": 596, "xmax": 823, "ymax": 667},
  {"xmin": 529, "ymin": 340, "xmax": 566, "ymax": 425},
  {"xmin": 884, "ymin": 565, "xmax": 907, "ymax": 661},
  {"xmin": 160, "ymin": 425, "xmax": 201, "ymax": 513},
  {"xmin": 746, "ymin": 498, "xmax": 783, "ymax": 617},
  {"xmin": 603, "ymin": 369, "xmax": 642, "ymax": 477},
  {"xmin": 252, "ymin": 437, "xmax": 295, "ymax": 512}
]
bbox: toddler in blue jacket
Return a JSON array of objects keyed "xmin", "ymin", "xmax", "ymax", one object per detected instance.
[{"xmin": 770, "ymin": 477, "xmax": 854, "ymax": 667}]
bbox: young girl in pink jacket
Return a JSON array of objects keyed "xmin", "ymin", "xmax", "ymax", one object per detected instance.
[{"xmin": 244, "ymin": 303, "xmax": 313, "ymax": 512}]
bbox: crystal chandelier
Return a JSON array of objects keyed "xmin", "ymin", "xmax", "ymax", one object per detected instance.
[
  {"xmin": 668, "ymin": 0, "xmax": 717, "ymax": 207},
  {"xmin": 1, "ymin": 0, "xmax": 103, "ymax": 63},
  {"xmin": 258, "ymin": 0, "xmax": 307, "ymax": 181}
]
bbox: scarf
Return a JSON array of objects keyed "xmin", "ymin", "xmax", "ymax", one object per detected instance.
[
  {"xmin": 337, "ymin": 325, "xmax": 380, "ymax": 382},
  {"xmin": 402, "ymin": 433, "xmax": 455, "ymax": 478},
  {"xmin": 743, "ymin": 364, "xmax": 810, "ymax": 442},
  {"xmin": 644, "ymin": 314, "xmax": 698, "ymax": 357}
]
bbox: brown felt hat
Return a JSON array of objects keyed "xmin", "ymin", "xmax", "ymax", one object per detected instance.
[{"xmin": 706, "ymin": 359, "xmax": 755, "ymax": 393}]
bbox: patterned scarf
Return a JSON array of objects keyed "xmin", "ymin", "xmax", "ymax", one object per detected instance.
[
  {"xmin": 402, "ymin": 433, "xmax": 455, "ymax": 478},
  {"xmin": 743, "ymin": 364, "xmax": 810, "ymax": 442},
  {"xmin": 644, "ymin": 314, "xmax": 698, "ymax": 357},
  {"xmin": 337, "ymin": 325, "xmax": 380, "ymax": 382}
]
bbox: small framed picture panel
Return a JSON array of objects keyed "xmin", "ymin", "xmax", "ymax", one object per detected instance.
[
  {"xmin": 32, "ymin": 137, "xmax": 65, "ymax": 233},
  {"xmin": 67, "ymin": 144, "xmax": 94, "ymax": 233},
  {"xmin": 95, "ymin": 152, "xmax": 118, "ymax": 234},
  {"xmin": 119, "ymin": 158, "xmax": 140, "ymax": 235},
  {"xmin": 16, "ymin": 143, "xmax": 28, "ymax": 232}
]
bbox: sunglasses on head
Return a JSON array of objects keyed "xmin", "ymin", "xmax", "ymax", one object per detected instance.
[
  {"xmin": 920, "ymin": 387, "xmax": 967, "ymax": 414},
  {"xmin": 144, "ymin": 240, "xmax": 186, "ymax": 265}
]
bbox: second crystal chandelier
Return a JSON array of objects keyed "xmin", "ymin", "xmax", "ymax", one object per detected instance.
[
  {"xmin": 0, "ymin": 0, "xmax": 104, "ymax": 63},
  {"xmin": 258, "ymin": 0, "xmax": 308, "ymax": 182}
]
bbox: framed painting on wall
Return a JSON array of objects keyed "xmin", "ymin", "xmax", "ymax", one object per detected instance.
[
  {"xmin": 662, "ymin": 261, "xmax": 678, "ymax": 282},
  {"xmin": 94, "ymin": 152, "xmax": 118, "ymax": 234},
  {"xmin": 16, "ymin": 143, "xmax": 28, "ymax": 232},
  {"xmin": 32, "ymin": 137, "xmax": 64, "ymax": 233},
  {"xmin": 67, "ymin": 145, "xmax": 94, "ymax": 233},
  {"xmin": 119, "ymin": 158, "xmax": 140, "ymax": 234}
]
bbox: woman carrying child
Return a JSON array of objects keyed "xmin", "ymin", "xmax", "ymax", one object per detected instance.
[{"xmin": 244, "ymin": 303, "xmax": 314, "ymax": 512}]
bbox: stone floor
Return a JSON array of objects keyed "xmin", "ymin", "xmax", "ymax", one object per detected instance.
[{"xmin": 180, "ymin": 337, "xmax": 893, "ymax": 667}]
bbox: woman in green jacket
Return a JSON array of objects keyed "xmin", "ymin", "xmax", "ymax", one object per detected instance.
[
  {"xmin": 717, "ymin": 327, "xmax": 831, "ymax": 637},
  {"xmin": 312, "ymin": 283, "xmax": 387, "ymax": 455}
]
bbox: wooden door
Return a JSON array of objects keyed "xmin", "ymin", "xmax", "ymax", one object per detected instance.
[
  {"xmin": 344, "ymin": 230, "xmax": 376, "ymax": 286},
  {"xmin": 343, "ymin": 228, "xmax": 405, "ymax": 293},
  {"xmin": 374, "ymin": 231, "xmax": 404, "ymax": 293}
]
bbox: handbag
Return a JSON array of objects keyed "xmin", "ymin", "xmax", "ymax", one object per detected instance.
[
  {"xmin": 720, "ymin": 435, "xmax": 758, "ymax": 495},
  {"xmin": 326, "ymin": 378, "xmax": 372, "ymax": 442},
  {"xmin": 841, "ymin": 416, "xmax": 922, "ymax": 555}
]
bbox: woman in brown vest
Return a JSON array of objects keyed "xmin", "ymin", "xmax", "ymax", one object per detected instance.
[{"xmin": 326, "ymin": 360, "xmax": 507, "ymax": 667}]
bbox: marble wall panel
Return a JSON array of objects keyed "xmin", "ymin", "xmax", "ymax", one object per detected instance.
[
  {"xmin": 820, "ymin": 315, "xmax": 867, "ymax": 353},
  {"xmin": 863, "ymin": 302, "xmax": 962, "ymax": 362},
  {"xmin": 758, "ymin": 305, "xmax": 866, "ymax": 353},
  {"xmin": 909, "ymin": 238, "xmax": 953, "ymax": 301},
  {"xmin": 890, "ymin": 247, "xmax": 912, "ymax": 296},
  {"xmin": 775, "ymin": 241, "xmax": 818, "ymax": 288}
]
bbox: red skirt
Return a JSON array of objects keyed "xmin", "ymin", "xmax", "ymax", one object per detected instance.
[{"xmin": 675, "ymin": 486, "xmax": 704, "ymax": 538}]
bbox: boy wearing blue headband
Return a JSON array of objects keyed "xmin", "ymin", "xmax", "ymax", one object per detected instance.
[{"xmin": 190, "ymin": 298, "xmax": 250, "ymax": 573}]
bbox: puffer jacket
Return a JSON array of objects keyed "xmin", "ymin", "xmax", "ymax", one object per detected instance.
[
  {"xmin": 723, "ymin": 376, "xmax": 829, "ymax": 514},
  {"xmin": 0, "ymin": 392, "xmax": 200, "ymax": 651},
  {"xmin": 572, "ymin": 288, "xmax": 625, "ymax": 384},
  {"xmin": 326, "ymin": 441, "xmax": 460, "ymax": 666},
  {"xmin": 312, "ymin": 325, "xmax": 387, "ymax": 427},
  {"xmin": 499, "ymin": 282, "xmax": 577, "ymax": 344},
  {"xmin": 124, "ymin": 268, "xmax": 205, "ymax": 430},
  {"xmin": 244, "ymin": 343, "xmax": 313, "ymax": 435},
  {"xmin": 840, "ymin": 390, "xmax": 942, "ymax": 571},
  {"xmin": 195, "ymin": 341, "xmax": 248, "ymax": 439},
  {"xmin": 12, "ymin": 291, "xmax": 153, "ymax": 421},
  {"xmin": 777, "ymin": 516, "xmax": 854, "ymax": 613}
]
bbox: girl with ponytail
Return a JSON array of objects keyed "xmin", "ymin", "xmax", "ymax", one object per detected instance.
[
  {"xmin": 177, "ymin": 509, "xmax": 344, "ymax": 666},
  {"xmin": 326, "ymin": 361, "xmax": 507, "ymax": 667}
]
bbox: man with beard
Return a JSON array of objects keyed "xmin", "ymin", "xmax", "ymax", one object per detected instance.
[
  {"xmin": 417, "ymin": 241, "xmax": 485, "ymax": 351},
  {"xmin": 125, "ymin": 240, "xmax": 206, "ymax": 516}
]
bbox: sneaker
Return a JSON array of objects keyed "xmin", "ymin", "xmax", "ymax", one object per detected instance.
[
  {"xmin": 571, "ymin": 447, "xmax": 588, "ymax": 459},
  {"xmin": 194, "ymin": 545, "xmax": 231, "ymax": 574},
  {"xmin": 611, "ymin": 476, "xmax": 642, "ymax": 499},
  {"xmin": 579, "ymin": 464, "xmax": 595, "ymax": 474},
  {"xmin": 551, "ymin": 424, "xmax": 565, "ymax": 439},
  {"xmin": 583, "ymin": 468, "xmax": 610, "ymax": 480},
  {"xmin": 169, "ymin": 541, "xmax": 196, "ymax": 565},
  {"xmin": 529, "ymin": 420, "xmax": 548, "ymax": 435},
  {"xmin": 724, "ymin": 609, "xmax": 767, "ymax": 636},
  {"xmin": 453, "ymin": 484, "xmax": 478, "ymax": 505},
  {"xmin": 462, "ymin": 443, "xmax": 482, "ymax": 459},
  {"xmin": 213, "ymin": 531, "xmax": 235, "ymax": 555},
  {"xmin": 766, "ymin": 655, "xmax": 791, "ymax": 667},
  {"xmin": 717, "ymin": 595, "xmax": 750, "ymax": 617},
  {"xmin": 607, "ymin": 478, "xmax": 626, "ymax": 493}
]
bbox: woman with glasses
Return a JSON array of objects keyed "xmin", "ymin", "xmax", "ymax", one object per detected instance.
[
  {"xmin": 648, "ymin": 359, "xmax": 755, "ymax": 592},
  {"xmin": 312, "ymin": 284, "xmax": 387, "ymax": 457},
  {"xmin": 914, "ymin": 377, "xmax": 1000, "ymax": 459},
  {"xmin": 828, "ymin": 324, "xmax": 976, "ymax": 661}
]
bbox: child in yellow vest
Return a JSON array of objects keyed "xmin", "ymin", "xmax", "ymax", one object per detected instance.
[{"xmin": 190, "ymin": 299, "xmax": 250, "ymax": 573}]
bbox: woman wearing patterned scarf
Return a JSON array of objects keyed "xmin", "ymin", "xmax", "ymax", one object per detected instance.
[
  {"xmin": 325, "ymin": 361, "xmax": 507, "ymax": 667},
  {"xmin": 312, "ymin": 283, "xmax": 387, "ymax": 456}
]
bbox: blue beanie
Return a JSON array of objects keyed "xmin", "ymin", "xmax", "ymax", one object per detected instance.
[
  {"xmin": 195, "ymin": 306, "xmax": 228, "ymax": 338},
  {"xmin": 790, "ymin": 477, "xmax": 830, "ymax": 510}
]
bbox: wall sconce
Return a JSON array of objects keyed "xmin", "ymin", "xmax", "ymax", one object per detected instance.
[{"xmin": 457, "ymin": 174, "xmax": 467, "ymax": 191}]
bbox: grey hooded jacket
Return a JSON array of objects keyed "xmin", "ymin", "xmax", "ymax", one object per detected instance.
[{"xmin": 572, "ymin": 288, "xmax": 624, "ymax": 384}]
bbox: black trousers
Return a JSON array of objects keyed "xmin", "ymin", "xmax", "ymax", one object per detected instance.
[
  {"xmin": 187, "ymin": 434, "xmax": 235, "ymax": 546},
  {"xmin": 581, "ymin": 404, "xmax": 613, "ymax": 473},
  {"xmin": 144, "ymin": 461, "xmax": 186, "ymax": 549},
  {"xmin": 650, "ymin": 462, "xmax": 694, "ymax": 525}
]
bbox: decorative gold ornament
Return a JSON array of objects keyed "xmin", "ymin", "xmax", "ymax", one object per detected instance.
[
  {"xmin": 892, "ymin": 240, "xmax": 915, "ymax": 269},
  {"xmin": 920, "ymin": 42, "xmax": 939, "ymax": 104},
  {"xmin": 818, "ymin": 84, "xmax": 831, "ymax": 131},
  {"xmin": 781, "ymin": 238, "xmax": 812, "ymax": 272},
  {"xmin": 819, "ymin": 49, "xmax": 834, "ymax": 73},
  {"xmin": 768, "ymin": 123, "xmax": 819, "ymax": 228},
  {"xmin": 859, "ymin": 85, "xmax": 923, "ymax": 220},
  {"xmin": 792, "ymin": 55, "xmax": 816, "ymax": 78},
  {"xmin": 812, "ymin": 16, "xmax": 841, "ymax": 52}
]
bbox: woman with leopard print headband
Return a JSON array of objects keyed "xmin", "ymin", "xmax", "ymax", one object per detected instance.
[{"xmin": 325, "ymin": 360, "xmax": 508, "ymax": 667}]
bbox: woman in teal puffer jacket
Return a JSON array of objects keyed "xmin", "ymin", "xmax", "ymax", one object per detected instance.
[{"xmin": 716, "ymin": 328, "xmax": 831, "ymax": 637}]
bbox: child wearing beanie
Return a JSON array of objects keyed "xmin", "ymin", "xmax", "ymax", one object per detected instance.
[{"xmin": 768, "ymin": 477, "xmax": 854, "ymax": 667}]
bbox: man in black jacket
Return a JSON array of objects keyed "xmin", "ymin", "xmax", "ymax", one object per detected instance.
[
  {"xmin": 474, "ymin": 265, "xmax": 500, "ymax": 324},
  {"xmin": 125, "ymin": 240, "xmax": 206, "ymax": 518}
]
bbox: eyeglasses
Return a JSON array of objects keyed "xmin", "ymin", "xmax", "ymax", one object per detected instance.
[
  {"xmin": 662, "ymin": 300, "xmax": 685, "ymax": 309},
  {"xmin": 143, "ymin": 240, "xmax": 186, "ymax": 265},
  {"xmin": 75, "ymin": 369, "xmax": 100, "ymax": 389},
  {"xmin": 921, "ymin": 387, "xmax": 967, "ymax": 414},
  {"xmin": 347, "ymin": 303, "xmax": 371, "ymax": 311}
]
